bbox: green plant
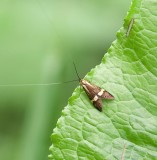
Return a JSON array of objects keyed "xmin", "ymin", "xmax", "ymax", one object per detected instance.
[{"xmin": 49, "ymin": 0, "xmax": 157, "ymax": 159}]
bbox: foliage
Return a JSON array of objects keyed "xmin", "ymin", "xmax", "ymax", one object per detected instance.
[{"xmin": 49, "ymin": 0, "xmax": 157, "ymax": 159}]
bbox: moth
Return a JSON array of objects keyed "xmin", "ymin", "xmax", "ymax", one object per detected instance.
[
  {"xmin": 126, "ymin": 18, "xmax": 134, "ymax": 37},
  {"xmin": 1, "ymin": 62, "xmax": 114, "ymax": 112},
  {"xmin": 73, "ymin": 62, "xmax": 114, "ymax": 112}
]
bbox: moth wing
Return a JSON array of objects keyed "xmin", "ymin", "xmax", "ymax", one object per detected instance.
[
  {"xmin": 93, "ymin": 99, "xmax": 102, "ymax": 112},
  {"xmin": 82, "ymin": 83, "xmax": 100, "ymax": 100},
  {"xmin": 101, "ymin": 90, "xmax": 114, "ymax": 99}
]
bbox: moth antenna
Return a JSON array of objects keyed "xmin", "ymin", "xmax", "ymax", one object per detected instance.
[
  {"xmin": 73, "ymin": 62, "xmax": 81, "ymax": 81},
  {"xmin": 0, "ymin": 79, "xmax": 78, "ymax": 87}
]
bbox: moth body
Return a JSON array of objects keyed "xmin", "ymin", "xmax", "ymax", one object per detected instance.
[{"xmin": 80, "ymin": 79, "xmax": 114, "ymax": 111}]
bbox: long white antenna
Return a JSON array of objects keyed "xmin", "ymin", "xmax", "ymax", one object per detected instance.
[{"xmin": 0, "ymin": 79, "xmax": 78, "ymax": 87}]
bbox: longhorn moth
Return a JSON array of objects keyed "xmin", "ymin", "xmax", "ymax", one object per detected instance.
[
  {"xmin": 1, "ymin": 62, "xmax": 114, "ymax": 111},
  {"xmin": 73, "ymin": 62, "xmax": 114, "ymax": 112},
  {"xmin": 34, "ymin": 1, "xmax": 114, "ymax": 111},
  {"xmin": 1, "ymin": 0, "xmax": 114, "ymax": 111}
]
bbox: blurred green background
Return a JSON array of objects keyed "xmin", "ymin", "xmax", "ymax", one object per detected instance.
[{"xmin": 0, "ymin": 0, "xmax": 130, "ymax": 160}]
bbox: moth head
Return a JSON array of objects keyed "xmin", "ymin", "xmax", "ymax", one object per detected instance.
[{"xmin": 80, "ymin": 79, "xmax": 87, "ymax": 85}]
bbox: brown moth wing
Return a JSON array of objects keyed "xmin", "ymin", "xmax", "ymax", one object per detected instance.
[
  {"xmin": 80, "ymin": 79, "xmax": 101, "ymax": 100},
  {"xmin": 101, "ymin": 90, "xmax": 114, "ymax": 99},
  {"xmin": 83, "ymin": 86, "xmax": 100, "ymax": 100},
  {"xmin": 80, "ymin": 79, "xmax": 114, "ymax": 112},
  {"xmin": 93, "ymin": 99, "xmax": 102, "ymax": 112}
]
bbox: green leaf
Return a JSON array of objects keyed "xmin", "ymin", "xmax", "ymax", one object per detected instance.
[{"xmin": 49, "ymin": 0, "xmax": 157, "ymax": 159}]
